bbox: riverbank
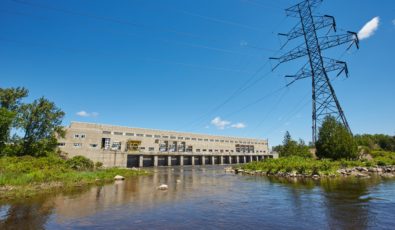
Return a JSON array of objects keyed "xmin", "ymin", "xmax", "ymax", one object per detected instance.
[
  {"xmin": 0, "ymin": 156, "xmax": 148, "ymax": 200},
  {"xmin": 233, "ymin": 154, "xmax": 395, "ymax": 179}
]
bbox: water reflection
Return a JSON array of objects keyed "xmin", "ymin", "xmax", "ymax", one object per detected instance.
[
  {"xmin": 0, "ymin": 198, "xmax": 54, "ymax": 230},
  {"xmin": 0, "ymin": 167, "xmax": 394, "ymax": 229}
]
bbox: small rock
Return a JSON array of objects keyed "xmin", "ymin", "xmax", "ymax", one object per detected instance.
[
  {"xmin": 158, "ymin": 184, "xmax": 168, "ymax": 190},
  {"xmin": 114, "ymin": 175, "xmax": 125, "ymax": 180},
  {"xmin": 176, "ymin": 179, "xmax": 181, "ymax": 183},
  {"xmin": 356, "ymin": 173, "xmax": 368, "ymax": 178},
  {"xmin": 131, "ymin": 167, "xmax": 138, "ymax": 171},
  {"xmin": 312, "ymin": 174, "xmax": 320, "ymax": 179}
]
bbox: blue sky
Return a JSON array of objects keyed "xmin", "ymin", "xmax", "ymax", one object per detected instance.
[{"xmin": 1, "ymin": 0, "xmax": 394, "ymax": 146}]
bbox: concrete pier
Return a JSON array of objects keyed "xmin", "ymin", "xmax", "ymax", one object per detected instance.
[{"xmin": 130, "ymin": 153, "xmax": 274, "ymax": 168}]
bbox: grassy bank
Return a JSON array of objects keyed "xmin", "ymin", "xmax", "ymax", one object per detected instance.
[
  {"xmin": 0, "ymin": 156, "xmax": 148, "ymax": 200},
  {"xmin": 240, "ymin": 151, "xmax": 395, "ymax": 176}
]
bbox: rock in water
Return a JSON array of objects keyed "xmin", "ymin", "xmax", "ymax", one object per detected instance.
[
  {"xmin": 158, "ymin": 184, "xmax": 168, "ymax": 190},
  {"xmin": 114, "ymin": 175, "xmax": 125, "ymax": 180}
]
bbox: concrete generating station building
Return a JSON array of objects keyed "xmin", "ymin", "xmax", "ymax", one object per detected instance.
[{"xmin": 58, "ymin": 122, "xmax": 277, "ymax": 168}]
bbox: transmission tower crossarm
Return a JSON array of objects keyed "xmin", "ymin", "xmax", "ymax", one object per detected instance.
[
  {"xmin": 285, "ymin": 0, "xmax": 323, "ymax": 17},
  {"xmin": 279, "ymin": 15, "xmax": 336, "ymax": 42},
  {"xmin": 318, "ymin": 32, "xmax": 359, "ymax": 51}
]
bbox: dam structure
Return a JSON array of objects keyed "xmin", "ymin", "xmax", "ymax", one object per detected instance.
[{"xmin": 58, "ymin": 122, "xmax": 277, "ymax": 168}]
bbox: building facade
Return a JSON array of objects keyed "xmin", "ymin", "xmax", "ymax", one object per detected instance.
[{"xmin": 58, "ymin": 122, "xmax": 276, "ymax": 167}]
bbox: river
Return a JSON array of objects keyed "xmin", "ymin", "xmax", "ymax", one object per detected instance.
[{"xmin": 1, "ymin": 166, "xmax": 394, "ymax": 229}]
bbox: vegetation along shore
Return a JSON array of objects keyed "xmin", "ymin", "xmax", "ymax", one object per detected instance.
[
  {"xmin": 0, "ymin": 87, "xmax": 148, "ymax": 201},
  {"xmin": 233, "ymin": 116, "xmax": 395, "ymax": 179}
]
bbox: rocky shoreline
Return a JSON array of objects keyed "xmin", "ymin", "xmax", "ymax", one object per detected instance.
[{"xmin": 226, "ymin": 166, "xmax": 395, "ymax": 179}]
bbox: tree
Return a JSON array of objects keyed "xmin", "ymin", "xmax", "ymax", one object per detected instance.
[
  {"xmin": 17, "ymin": 97, "xmax": 65, "ymax": 156},
  {"xmin": 0, "ymin": 108, "xmax": 15, "ymax": 153},
  {"xmin": 316, "ymin": 116, "xmax": 357, "ymax": 160},
  {"xmin": 0, "ymin": 87, "xmax": 28, "ymax": 111},
  {"xmin": 278, "ymin": 131, "xmax": 312, "ymax": 158},
  {"xmin": 0, "ymin": 87, "xmax": 28, "ymax": 153}
]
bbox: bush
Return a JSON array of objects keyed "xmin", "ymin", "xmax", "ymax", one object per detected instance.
[
  {"xmin": 95, "ymin": 162, "xmax": 103, "ymax": 169},
  {"xmin": 316, "ymin": 116, "xmax": 358, "ymax": 160},
  {"xmin": 66, "ymin": 156, "xmax": 94, "ymax": 171}
]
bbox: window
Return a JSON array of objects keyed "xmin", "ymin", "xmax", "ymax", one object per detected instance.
[
  {"xmin": 177, "ymin": 142, "xmax": 185, "ymax": 152},
  {"xmin": 203, "ymin": 149, "xmax": 207, "ymax": 152},
  {"xmin": 220, "ymin": 140, "xmax": 224, "ymax": 143},
  {"xmin": 102, "ymin": 131, "xmax": 111, "ymax": 134},
  {"xmin": 90, "ymin": 144, "xmax": 98, "ymax": 148},
  {"xmin": 126, "ymin": 133, "xmax": 134, "ymax": 136},
  {"xmin": 204, "ymin": 139, "xmax": 208, "ymax": 142},
  {"xmin": 74, "ymin": 134, "xmax": 79, "ymax": 138},
  {"xmin": 101, "ymin": 138, "xmax": 111, "ymax": 150},
  {"xmin": 81, "ymin": 134, "xmax": 86, "ymax": 139},
  {"xmin": 230, "ymin": 141, "xmax": 234, "ymax": 143},
  {"xmin": 154, "ymin": 135, "xmax": 161, "ymax": 138},
  {"xmin": 215, "ymin": 140, "xmax": 219, "ymax": 142},
  {"xmin": 186, "ymin": 145, "xmax": 193, "ymax": 152},
  {"xmin": 185, "ymin": 137, "xmax": 190, "ymax": 140},
  {"xmin": 114, "ymin": 132, "xmax": 123, "ymax": 136},
  {"xmin": 209, "ymin": 149, "xmax": 213, "ymax": 152},
  {"xmin": 198, "ymin": 138, "xmax": 203, "ymax": 141},
  {"xmin": 136, "ymin": 134, "xmax": 144, "ymax": 137},
  {"xmin": 73, "ymin": 143, "xmax": 82, "ymax": 148},
  {"xmin": 146, "ymin": 134, "xmax": 152, "ymax": 138},
  {"xmin": 162, "ymin": 136, "xmax": 169, "ymax": 139},
  {"xmin": 149, "ymin": 147, "xmax": 155, "ymax": 151},
  {"xmin": 140, "ymin": 147, "xmax": 145, "ymax": 150},
  {"xmin": 160, "ymin": 141, "xmax": 168, "ymax": 152},
  {"xmin": 210, "ymin": 139, "xmax": 214, "ymax": 142},
  {"xmin": 169, "ymin": 141, "xmax": 177, "ymax": 152},
  {"xmin": 196, "ymin": 149, "xmax": 201, "ymax": 152},
  {"xmin": 111, "ymin": 142, "xmax": 121, "ymax": 150},
  {"xmin": 225, "ymin": 150, "xmax": 229, "ymax": 152},
  {"xmin": 178, "ymin": 137, "xmax": 183, "ymax": 140},
  {"xmin": 170, "ymin": 136, "xmax": 176, "ymax": 139},
  {"xmin": 225, "ymin": 140, "xmax": 229, "ymax": 143},
  {"xmin": 191, "ymin": 138, "xmax": 196, "ymax": 141},
  {"xmin": 58, "ymin": 142, "xmax": 65, "ymax": 147},
  {"xmin": 155, "ymin": 139, "xmax": 159, "ymax": 144}
]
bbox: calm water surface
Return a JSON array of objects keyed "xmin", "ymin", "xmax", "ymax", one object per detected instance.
[{"xmin": 1, "ymin": 166, "xmax": 395, "ymax": 229}]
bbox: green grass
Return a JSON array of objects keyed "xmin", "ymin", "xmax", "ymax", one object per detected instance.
[
  {"xmin": 241, "ymin": 151, "xmax": 395, "ymax": 176},
  {"xmin": 0, "ymin": 156, "xmax": 148, "ymax": 199}
]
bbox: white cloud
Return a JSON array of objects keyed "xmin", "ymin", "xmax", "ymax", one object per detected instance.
[
  {"xmin": 76, "ymin": 110, "xmax": 99, "ymax": 117},
  {"xmin": 210, "ymin": 117, "xmax": 246, "ymax": 129},
  {"xmin": 211, "ymin": 117, "xmax": 231, "ymax": 130},
  {"xmin": 231, "ymin": 123, "xmax": 246, "ymax": 129},
  {"xmin": 358, "ymin": 16, "xmax": 380, "ymax": 40}
]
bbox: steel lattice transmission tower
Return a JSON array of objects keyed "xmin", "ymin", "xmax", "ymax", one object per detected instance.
[{"xmin": 270, "ymin": 0, "xmax": 359, "ymax": 144}]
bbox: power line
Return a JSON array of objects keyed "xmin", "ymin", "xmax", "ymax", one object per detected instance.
[
  {"xmin": 0, "ymin": 37, "xmax": 254, "ymax": 74},
  {"xmin": 11, "ymin": 0, "xmax": 219, "ymax": 43},
  {"xmin": 243, "ymin": 87, "xmax": 290, "ymax": 135}
]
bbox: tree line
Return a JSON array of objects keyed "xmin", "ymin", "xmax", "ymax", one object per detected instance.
[
  {"xmin": 0, "ymin": 87, "xmax": 64, "ymax": 157},
  {"xmin": 274, "ymin": 116, "xmax": 394, "ymax": 160}
]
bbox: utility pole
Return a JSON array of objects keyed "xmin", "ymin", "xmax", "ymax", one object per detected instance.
[{"xmin": 270, "ymin": 0, "xmax": 359, "ymax": 144}]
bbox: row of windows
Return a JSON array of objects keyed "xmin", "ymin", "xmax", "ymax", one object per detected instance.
[
  {"xmin": 73, "ymin": 134, "xmax": 86, "ymax": 139},
  {"xmin": 59, "ymin": 142, "xmax": 266, "ymax": 153},
  {"xmin": 101, "ymin": 130, "xmax": 266, "ymax": 145}
]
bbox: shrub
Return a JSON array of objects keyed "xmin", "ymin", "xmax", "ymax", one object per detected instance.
[
  {"xmin": 66, "ymin": 156, "xmax": 94, "ymax": 171},
  {"xmin": 95, "ymin": 161, "xmax": 103, "ymax": 169}
]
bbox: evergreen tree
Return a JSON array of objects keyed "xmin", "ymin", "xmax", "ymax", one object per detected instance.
[{"xmin": 316, "ymin": 116, "xmax": 358, "ymax": 160}]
